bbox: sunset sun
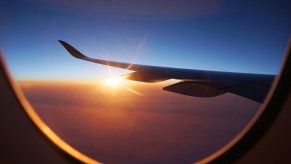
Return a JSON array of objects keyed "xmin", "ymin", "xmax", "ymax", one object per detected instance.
[
  {"xmin": 105, "ymin": 77, "xmax": 124, "ymax": 88},
  {"xmin": 103, "ymin": 75, "xmax": 143, "ymax": 96}
]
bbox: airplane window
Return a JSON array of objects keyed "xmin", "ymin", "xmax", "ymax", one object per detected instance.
[{"xmin": 1, "ymin": 1, "xmax": 290, "ymax": 163}]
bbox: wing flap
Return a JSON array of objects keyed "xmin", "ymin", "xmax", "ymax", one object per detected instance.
[
  {"xmin": 223, "ymin": 82, "xmax": 271, "ymax": 103},
  {"xmin": 163, "ymin": 80, "xmax": 271, "ymax": 103},
  {"xmin": 194, "ymin": 80, "xmax": 272, "ymax": 103}
]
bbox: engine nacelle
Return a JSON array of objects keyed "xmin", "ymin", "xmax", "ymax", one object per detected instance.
[
  {"xmin": 163, "ymin": 81, "xmax": 227, "ymax": 97},
  {"xmin": 123, "ymin": 72, "xmax": 169, "ymax": 83}
]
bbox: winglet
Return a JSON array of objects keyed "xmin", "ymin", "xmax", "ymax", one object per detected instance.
[{"xmin": 58, "ymin": 40, "xmax": 88, "ymax": 59}]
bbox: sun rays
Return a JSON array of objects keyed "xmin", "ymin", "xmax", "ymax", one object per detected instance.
[
  {"xmin": 103, "ymin": 76, "xmax": 143, "ymax": 96},
  {"xmin": 100, "ymin": 38, "xmax": 148, "ymax": 96},
  {"xmin": 123, "ymin": 86, "xmax": 144, "ymax": 96},
  {"xmin": 101, "ymin": 66, "xmax": 143, "ymax": 97}
]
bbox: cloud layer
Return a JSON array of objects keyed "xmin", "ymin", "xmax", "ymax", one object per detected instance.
[{"xmin": 19, "ymin": 81, "xmax": 259, "ymax": 163}]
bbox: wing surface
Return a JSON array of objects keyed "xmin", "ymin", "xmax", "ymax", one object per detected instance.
[{"xmin": 59, "ymin": 40, "xmax": 275, "ymax": 103}]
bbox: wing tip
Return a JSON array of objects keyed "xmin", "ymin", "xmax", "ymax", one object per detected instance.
[{"xmin": 58, "ymin": 40, "xmax": 87, "ymax": 59}]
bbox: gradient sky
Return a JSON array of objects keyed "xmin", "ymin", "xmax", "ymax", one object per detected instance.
[{"xmin": 0, "ymin": 0, "xmax": 290, "ymax": 80}]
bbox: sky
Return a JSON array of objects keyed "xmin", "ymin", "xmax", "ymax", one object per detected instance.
[{"xmin": 0, "ymin": 0, "xmax": 290, "ymax": 81}]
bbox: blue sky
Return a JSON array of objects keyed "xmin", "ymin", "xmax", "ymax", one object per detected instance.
[{"xmin": 0, "ymin": 0, "xmax": 290, "ymax": 80}]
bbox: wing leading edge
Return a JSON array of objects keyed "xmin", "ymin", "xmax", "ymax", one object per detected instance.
[{"xmin": 59, "ymin": 40, "xmax": 275, "ymax": 103}]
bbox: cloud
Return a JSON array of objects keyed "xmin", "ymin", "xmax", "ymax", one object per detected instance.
[{"xmin": 19, "ymin": 81, "xmax": 259, "ymax": 163}]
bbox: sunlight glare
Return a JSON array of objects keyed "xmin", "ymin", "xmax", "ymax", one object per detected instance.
[{"xmin": 105, "ymin": 77, "xmax": 124, "ymax": 88}]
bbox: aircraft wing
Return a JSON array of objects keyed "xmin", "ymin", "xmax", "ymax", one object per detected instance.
[{"xmin": 59, "ymin": 40, "xmax": 275, "ymax": 103}]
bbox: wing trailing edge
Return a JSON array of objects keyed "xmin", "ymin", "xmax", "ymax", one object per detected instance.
[{"xmin": 163, "ymin": 80, "xmax": 271, "ymax": 103}]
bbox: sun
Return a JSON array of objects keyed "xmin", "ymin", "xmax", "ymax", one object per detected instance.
[
  {"xmin": 102, "ymin": 74, "xmax": 143, "ymax": 96},
  {"xmin": 105, "ymin": 77, "xmax": 124, "ymax": 88}
]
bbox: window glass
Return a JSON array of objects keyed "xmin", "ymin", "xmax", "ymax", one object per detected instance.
[{"xmin": 1, "ymin": 1, "xmax": 290, "ymax": 163}]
